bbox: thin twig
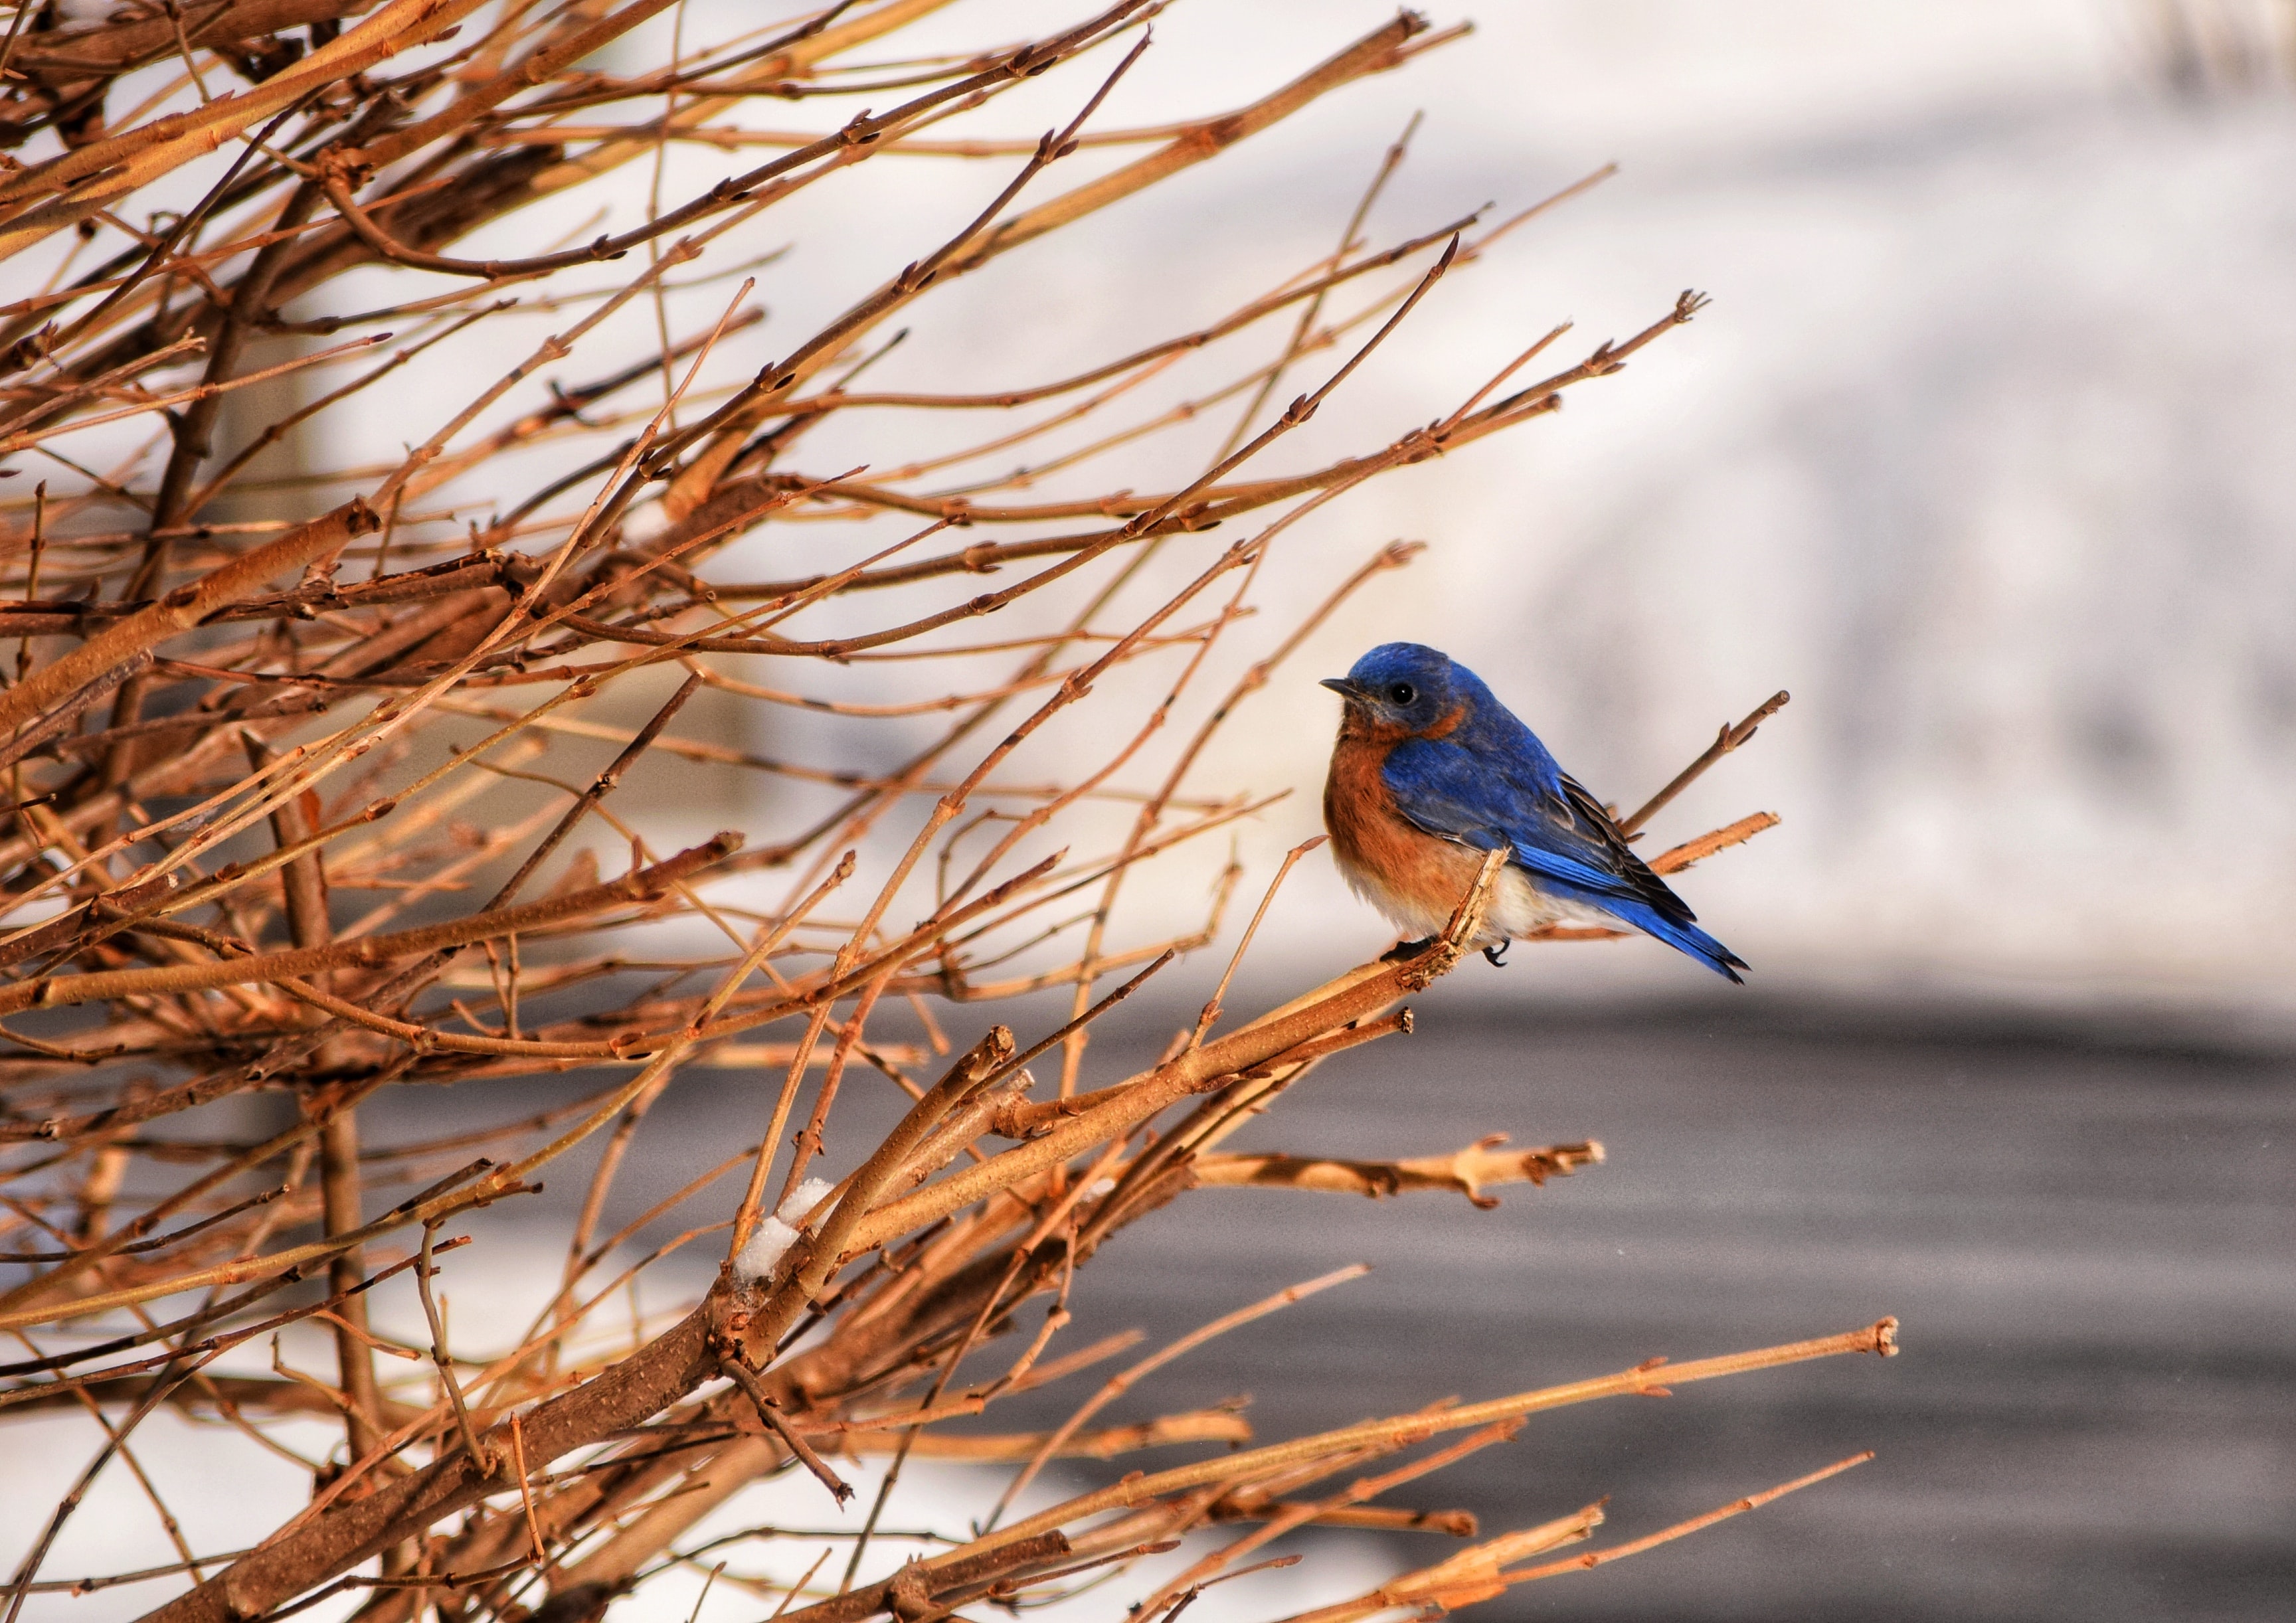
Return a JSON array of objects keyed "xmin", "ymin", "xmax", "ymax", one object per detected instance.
[
  {"xmin": 1619, "ymin": 691, "xmax": 1791, "ymax": 836},
  {"xmin": 716, "ymin": 1347, "xmax": 851, "ymax": 1505},
  {"xmin": 418, "ymin": 1219, "xmax": 495, "ymax": 1474}
]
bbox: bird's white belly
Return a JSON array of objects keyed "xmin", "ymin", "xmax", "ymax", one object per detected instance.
[{"xmin": 1335, "ymin": 848, "xmax": 1618, "ymax": 946}]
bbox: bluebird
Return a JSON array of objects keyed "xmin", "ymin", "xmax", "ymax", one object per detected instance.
[{"xmin": 1321, "ymin": 642, "xmax": 1747, "ymax": 982}]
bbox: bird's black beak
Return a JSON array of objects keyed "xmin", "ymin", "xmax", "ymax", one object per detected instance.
[{"xmin": 1320, "ymin": 677, "xmax": 1363, "ymax": 701}]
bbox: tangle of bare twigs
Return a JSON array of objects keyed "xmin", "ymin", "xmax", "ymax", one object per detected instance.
[{"xmin": 0, "ymin": 4, "xmax": 1885, "ymax": 1620}]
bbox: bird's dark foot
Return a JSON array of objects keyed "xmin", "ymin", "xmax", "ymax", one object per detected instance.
[
  {"xmin": 1381, "ymin": 936, "xmax": 1437, "ymax": 963},
  {"xmin": 1482, "ymin": 940, "xmax": 1511, "ymax": 968}
]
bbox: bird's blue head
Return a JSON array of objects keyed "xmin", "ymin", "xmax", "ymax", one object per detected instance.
[{"xmin": 1321, "ymin": 642, "xmax": 1468, "ymax": 735}]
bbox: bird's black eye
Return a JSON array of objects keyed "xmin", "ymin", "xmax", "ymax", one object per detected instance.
[{"xmin": 1388, "ymin": 682, "xmax": 1416, "ymax": 705}]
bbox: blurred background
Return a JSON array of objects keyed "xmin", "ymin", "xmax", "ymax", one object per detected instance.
[{"xmin": 8, "ymin": 2, "xmax": 2292, "ymax": 1620}]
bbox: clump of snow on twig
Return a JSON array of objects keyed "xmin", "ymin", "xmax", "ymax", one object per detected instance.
[{"xmin": 733, "ymin": 1177, "xmax": 835, "ymax": 1288}]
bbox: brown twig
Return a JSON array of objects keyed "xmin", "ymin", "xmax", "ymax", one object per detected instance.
[
  {"xmin": 715, "ymin": 1347, "xmax": 851, "ymax": 1506},
  {"xmin": 416, "ymin": 1219, "xmax": 494, "ymax": 1474},
  {"xmin": 1193, "ymin": 1138, "xmax": 1605, "ymax": 1208},
  {"xmin": 1619, "ymin": 691, "xmax": 1791, "ymax": 837}
]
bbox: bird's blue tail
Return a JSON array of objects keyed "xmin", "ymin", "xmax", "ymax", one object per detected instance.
[{"xmin": 1600, "ymin": 898, "xmax": 1748, "ymax": 983}]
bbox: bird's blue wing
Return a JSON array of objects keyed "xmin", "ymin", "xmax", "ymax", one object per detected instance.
[
  {"xmin": 1381, "ymin": 735, "xmax": 1745, "ymax": 981},
  {"xmin": 1381, "ymin": 735, "xmax": 1674, "ymax": 914}
]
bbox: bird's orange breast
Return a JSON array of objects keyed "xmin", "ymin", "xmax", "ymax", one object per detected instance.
[{"xmin": 1323, "ymin": 732, "xmax": 1486, "ymax": 925}]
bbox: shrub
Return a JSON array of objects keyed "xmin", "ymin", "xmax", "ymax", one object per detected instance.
[{"xmin": 0, "ymin": 4, "xmax": 1892, "ymax": 1618}]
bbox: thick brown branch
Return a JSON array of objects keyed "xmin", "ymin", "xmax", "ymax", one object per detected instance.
[
  {"xmin": 1192, "ymin": 1138, "xmax": 1605, "ymax": 1207},
  {"xmin": 0, "ymin": 500, "xmax": 377, "ymax": 740}
]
